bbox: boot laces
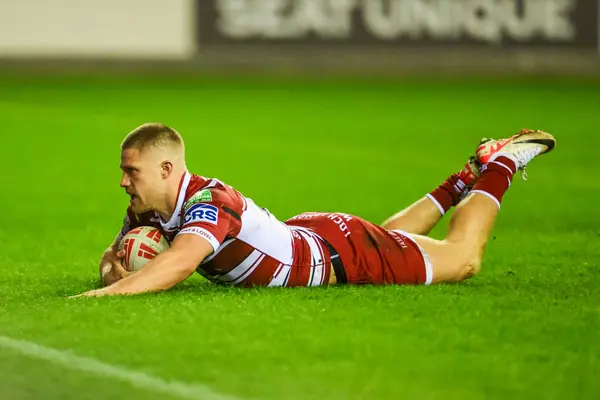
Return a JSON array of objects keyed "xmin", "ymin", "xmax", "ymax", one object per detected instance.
[{"xmin": 514, "ymin": 146, "xmax": 542, "ymax": 181}]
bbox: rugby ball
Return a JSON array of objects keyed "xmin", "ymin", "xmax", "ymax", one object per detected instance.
[{"xmin": 118, "ymin": 226, "xmax": 170, "ymax": 271}]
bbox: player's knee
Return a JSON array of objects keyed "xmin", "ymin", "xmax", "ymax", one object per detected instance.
[
  {"xmin": 466, "ymin": 258, "xmax": 482, "ymax": 279},
  {"xmin": 451, "ymin": 253, "xmax": 482, "ymax": 282}
]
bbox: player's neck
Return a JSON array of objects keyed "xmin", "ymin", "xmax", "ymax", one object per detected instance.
[{"xmin": 155, "ymin": 170, "xmax": 186, "ymax": 222}]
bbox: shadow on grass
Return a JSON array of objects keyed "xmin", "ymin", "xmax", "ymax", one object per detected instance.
[{"xmin": 46, "ymin": 272, "xmax": 517, "ymax": 302}]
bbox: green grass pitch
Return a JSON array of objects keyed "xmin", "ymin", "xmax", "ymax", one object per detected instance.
[{"xmin": 0, "ymin": 73, "xmax": 598, "ymax": 399}]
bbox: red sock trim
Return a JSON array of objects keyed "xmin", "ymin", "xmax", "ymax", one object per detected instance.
[
  {"xmin": 427, "ymin": 173, "xmax": 467, "ymax": 214},
  {"xmin": 471, "ymin": 156, "xmax": 516, "ymax": 208}
]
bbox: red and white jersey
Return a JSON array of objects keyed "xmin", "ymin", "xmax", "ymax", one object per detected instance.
[{"xmin": 118, "ymin": 171, "xmax": 333, "ymax": 287}]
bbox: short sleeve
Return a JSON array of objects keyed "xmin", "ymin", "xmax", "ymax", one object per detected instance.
[{"xmin": 176, "ymin": 188, "xmax": 241, "ymax": 252}]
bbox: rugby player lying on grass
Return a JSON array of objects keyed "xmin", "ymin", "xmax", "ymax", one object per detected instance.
[{"xmin": 73, "ymin": 123, "xmax": 556, "ymax": 297}]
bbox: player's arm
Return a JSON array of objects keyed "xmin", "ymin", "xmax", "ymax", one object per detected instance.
[
  {"xmin": 79, "ymin": 234, "xmax": 212, "ymax": 296},
  {"xmin": 75, "ymin": 187, "xmax": 238, "ymax": 297}
]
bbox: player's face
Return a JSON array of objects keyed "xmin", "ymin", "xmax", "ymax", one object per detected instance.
[{"xmin": 120, "ymin": 148, "xmax": 165, "ymax": 213}]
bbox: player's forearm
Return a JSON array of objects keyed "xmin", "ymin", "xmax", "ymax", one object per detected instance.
[
  {"xmin": 107, "ymin": 232, "xmax": 121, "ymax": 254},
  {"xmin": 101, "ymin": 251, "xmax": 196, "ymax": 295}
]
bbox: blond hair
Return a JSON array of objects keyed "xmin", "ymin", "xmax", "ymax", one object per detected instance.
[{"xmin": 121, "ymin": 123, "xmax": 184, "ymax": 153}]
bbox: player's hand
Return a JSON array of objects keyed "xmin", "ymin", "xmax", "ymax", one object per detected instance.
[
  {"xmin": 100, "ymin": 249, "xmax": 133, "ymax": 286},
  {"xmin": 111, "ymin": 250, "xmax": 133, "ymax": 279}
]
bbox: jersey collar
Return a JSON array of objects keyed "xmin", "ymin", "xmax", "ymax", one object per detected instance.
[{"xmin": 159, "ymin": 171, "xmax": 191, "ymax": 231}]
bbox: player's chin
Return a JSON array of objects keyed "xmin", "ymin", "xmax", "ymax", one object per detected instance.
[{"xmin": 130, "ymin": 198, "xmax": 145, "ymax": 213}]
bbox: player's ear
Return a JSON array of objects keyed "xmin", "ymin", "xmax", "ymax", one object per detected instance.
[{"xmin": 160, "ymin": 161, "xmax": 173, "ymax": 179}]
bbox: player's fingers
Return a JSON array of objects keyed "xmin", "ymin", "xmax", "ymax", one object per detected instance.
[
  {"xmin": 111, "ymin": 259, "xmax": 129, "ymax": 277},
  {"xmin": 116, "ymin": 249, "xmax": 126, "ymax": 258}
]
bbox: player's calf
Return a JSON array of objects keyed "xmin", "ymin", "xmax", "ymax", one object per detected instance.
[{"xmin": 382, "ymin": 156, "xmax": 483, "ymax": 235}]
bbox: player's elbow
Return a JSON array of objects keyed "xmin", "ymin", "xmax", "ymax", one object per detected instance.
[
  {"xmin": 100, "ymin": 265, "xmax": 123, "ymax": 287},
  {"xmin": 101, "ymin": 272, "xmax": 120, "ymax": 287}
]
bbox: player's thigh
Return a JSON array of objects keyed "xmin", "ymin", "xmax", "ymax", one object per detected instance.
[{"xmin": 408, "ymin": 234, "xmax": 468, "ymax": 284}]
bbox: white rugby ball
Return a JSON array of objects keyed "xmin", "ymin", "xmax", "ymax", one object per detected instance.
[{"xmin": 118, "ymin": 226, "xmax": 170, "ymax": 271}]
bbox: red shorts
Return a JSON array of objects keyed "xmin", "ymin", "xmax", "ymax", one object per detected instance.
[{"xmin": 285, "ymin": 212, "xmax": 432, "ymax": 286}]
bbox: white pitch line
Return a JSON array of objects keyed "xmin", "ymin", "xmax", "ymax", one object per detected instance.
[{"xmin": 0, "ymin": 335, "xmax": 238, "ymax": 400}]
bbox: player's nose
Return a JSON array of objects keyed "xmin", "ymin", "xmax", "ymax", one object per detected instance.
[{"xmin": 120, "ymin": 173, "xmax": 130, "ymax": 188}]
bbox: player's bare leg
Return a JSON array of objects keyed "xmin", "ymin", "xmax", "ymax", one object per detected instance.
[
  {"xmin": 380, "ymin": 197, "xmax": 445, "ymax": 235},
  {"xmin": 411, "ymin": 193, "xmax": 500, "ymax": 282},
  {"xmin": 381, "ymin": 157, "xmax": 481, "ymax": 235},
  {"xmin": 406, "ymin": 129, "xmax": 556, "ymax": 283}
]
